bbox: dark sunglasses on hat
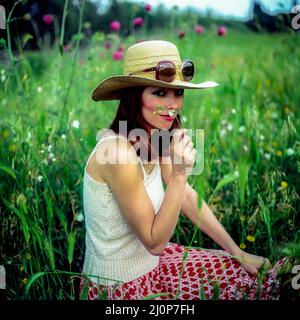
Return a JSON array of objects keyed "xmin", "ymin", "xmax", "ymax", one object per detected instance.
[{"xmin": 128, "ymin": 59, "xmax": 195, "ymax": 83}]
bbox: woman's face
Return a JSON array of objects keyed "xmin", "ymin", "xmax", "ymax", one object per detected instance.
[{"xmin": 141, "ymin": 86, "xmax": 184, "ymax": 131}]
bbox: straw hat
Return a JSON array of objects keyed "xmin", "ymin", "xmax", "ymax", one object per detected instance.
[{"xmin": 92, "ymin": 40, "xmax": 219, "ymax": 101}]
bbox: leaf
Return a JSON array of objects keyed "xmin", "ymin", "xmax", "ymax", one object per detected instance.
[
  {"xmin": 0, "ymin": 165, "xmax": 16, "ymax": 180},
  {"xmin": 68, "ymin": 229, "xmax": 77, "ymax": 265},
  {"xmin": 214, "ymin": 171, "xmax": 239, "ymax": 193}
]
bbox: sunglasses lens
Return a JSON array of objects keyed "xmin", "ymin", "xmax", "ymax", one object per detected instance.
[
  {"xmin": 182, "ymin": 60, "xmax": 194, "ymax": 81},
  {"xmin": 157, "ymin": 61, "xmax": 176, "ymax": 82}
]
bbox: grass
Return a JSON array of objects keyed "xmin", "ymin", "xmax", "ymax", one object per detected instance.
[{"xmin": 0, "ymin": 16, "xmax": 299, "ymax": 300}]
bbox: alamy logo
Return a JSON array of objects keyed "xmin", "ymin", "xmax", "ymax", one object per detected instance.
[
  {"xmin": 0, "ymin": 5, "xmax": 5, "ymax": 30},
  {"xmin": 291, "ymin": 265, "xmax": 300, "ymax": 290},
  {"xmin": 291, "ymin": 5, "xmax": 300, "ymax": 30},
  {"xmin": 0, "ymin": 265, "xmax": 5, "ymax": 289}
]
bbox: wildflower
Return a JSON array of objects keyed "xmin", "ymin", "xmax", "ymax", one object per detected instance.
[
  {"xmin": 181, "ymin": 115, "xmax": 187, "ymax": 122},
  {"xmin": 284, "ymin": 106, "xmax": 290, "ymax": 114},
  {"xmin": 231, "ymin": 108, "xmax": 236, "ymax": 114},
  {"xmin": 1, "ymin": 74, "xmax": 6, "ymax": 82},
  {"xmin": 49, "ymin": 152, "xmax": 55, "ymax": 159},
  {"xmin": 133, "ymin": 17, "xmax": 143, "ymax": 27},
  {"xmin": 112, "ymin": 50, "xmax": 123, "ymax": 61},
  {"xmin": 63, "ymin": 44, "xmax": 73, "ymax": 52},
  {"xmin": 233, "ymin": 171, "xmax": 239, "ymax": 178},
  {"xmin": 246, "ymin": 235, "xmax": 255, "ymax": 242},
  {"xmin": 144, "ymin": 4, "xmax": 152, "ymax": 12},
  {"xmin": 52, "ymin": 157, "xmax": 57, "ymax": 162},
  {"xmin": 238, "ymin": 126, "xmax": 246, "ymax": 133},
  {"xmin": 239, "ymin": 243, "xmax": 246, "ymax": 250},
  {"xmin": 75, "ymin": 213, "xmax": 84, "ymax": 222},
  {"xmin": 276, "ymin": 150, "xmax": 283, "ymax": 157},
  {"xmin": 178, "ymin": 31, "xmax": 185, "ymax": 39},
  {"xmin": 260, "ymin": 135, "xmax": 265, "ymax": 141},
  {"xmin": 20, "ymin": 265, "xmax": 24, "ymax": 272},
  {"xmin": 240, "ymin": 215, "xmax": 246, "ymax": 222},
  {"xmin": 243, "ymin": 145, "xmax": 248, "ymax": 152},
  {"xmin": 37, "ymin": 86, "xmax": 43, "ymax": 93},
  {"xmin": 217, "ymin": 26, "xmax": 227, "ymax": 36},
  {"xmin": 264, "ymin": 153, "xmax": 271, "ymax": 160},
  {"xmin": 83, "ymin": 22, "xmax": 91, "ymax": 29},
  {"xmin": 47, "ymin": 145, "xmax": 52, "ymax": 152},
  {"xmin": 280, "ymin": 181, "xmax": 288, "ymax": 189},
  {"xmin": 110, "ymin": 20, "xmax": 121, "ymax": 32},
  {"xmin": 210, "ymin": 146, "xmax": 217, "ymax": 154},
  {"xmin": 117, "ymin": 44, "xmax": 125, "ymax": 52},
  {"xmin": 2, "ymin": 129, "xmax": 9, "ymax": 139},
  {"xmin": 195, "ymin": 24, "xmax": 204, "ymax": 34},
  {"xmin": 61, "ymin": 134, "xmax": 66, "ymax": 139},
  {"xmin": 23, "ymin": 13, "xmax": 31, "ymax": 21},
  {"xmin": 8, "ymin": 144, "xmax": 16, "ymax": 152},
  {"xmin": 40, "ymin": 150, "xmax": 45, "ymax": 154},
  {"xmin": 287, "ymin": 148, "xmax": 294, "ymax": 156},
  {"xmin": 220, "ymin": 128, "xmax": 227, "ymax": 137},
  {"xmin": 227, "ymin": 124, "xmax": 233, "ymax": 131},
  {"xmin": 43, "ymin": 159, "xmax": 48, "ymax": 166},
  {"xmin": 37, "ymin": 175, "xmax": 43, "ymax": 182},
  {"xmin": 104, "ymin": 42, "xmax": 111, "ymax": 49},
  {"xmin": 25, "ymin": 253, "xmax": 31, "ymax": 260},
  {"xmin": 221, "ymin": 120, "xmax": 227, "ymax": 125},
  {"xmin": 43, "ymin": 14, "xmax": 53, "ymax": 25},
  {"xmin": 71, "ymin": 120, "xmax": 80, "ymax": 128},
  {"xmin": 21, "ymin": 278, "xmax": 28, "ymax": 285}
]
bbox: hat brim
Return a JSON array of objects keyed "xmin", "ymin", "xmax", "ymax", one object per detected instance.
[{"xmin": 92, "ymin": 75, "xmax": 219, "ymax": 101}]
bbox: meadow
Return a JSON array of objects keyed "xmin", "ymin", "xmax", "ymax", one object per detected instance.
[{"xmin": 0, "ymin": 14, "xmax": 299, "ymax": 299}]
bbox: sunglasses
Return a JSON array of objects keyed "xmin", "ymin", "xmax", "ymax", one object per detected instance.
[{"xmin": 128, "ymin": 59, "xmax": 194, "ymax": 82}]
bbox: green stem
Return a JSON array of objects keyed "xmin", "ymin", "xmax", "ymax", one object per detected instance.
[{"xmin": 59, "ymin": 0, "xmax": 70, "ymax": 56}]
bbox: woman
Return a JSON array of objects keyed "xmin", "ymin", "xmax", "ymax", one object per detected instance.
[{"xmin": 80, "ymin": 40, "xmax": 286, "ymax": 300}]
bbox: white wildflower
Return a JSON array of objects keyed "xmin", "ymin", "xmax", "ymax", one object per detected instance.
[
  {"xmin": 49, "ymin": 152, "xmax": 55, "ymax": 159},
  {"xmin": 75, "ymin": 213, "xmax": 84, "ymax": 222},
  {"xmin": 37, "ymin": 175, "xmax": 43, "ymax": 182},
  {"xmin": 238, "ymin": 126, "xmax": 246, "ymax": 133},
  {"xmin": 234, "ymin": 170, "xmax": 239, "ymax": 178},
  {"xmin": 264, "ymin": 153, "xmax": 271, "ymax": 160},
  {"xmin": 61, "ymin": 134, "xmax": 66, "ymax": 139},
  {"xmin": 227, "ymin": 124, "xmax": 233, "ymax": 131},
  {"xmin": 232, "ymin": 108, "xmax": 236, "ymax": 114},
  {"xmin": 40, "ymin": 149, "xmax": 45, "ymax": 154},
  {"xmin": 220, "ymin": 129, "xmax": 227, "ymax": 137},
  {"xmin": 1, "ymin": 75, "xmax": 6, "ymax": 82},
  {"xmin": 71, "ymin": 120, "xmax": 80, "ymax": 129},
  {"xmin": 47, "ymin": 145, "xmax": 52, "ymax": 152},
  {"xmin": 37, "ymin": 86, "xmax": 43, "ymax": 93},
  {"xmin": 221, "ymin": 120, "xmax": 227, "ymax": 125},
  {"xmin": 260, "ymin": 135, "xmax": 265, "ymax": 141},
  {"xmin": 287, "ymin": 148, "xmax": 294, "ymax": 156},
  {"xmin": 43, "ymin": 159, "xmax": 48, "ymax": 166},
  {"xmin": 52, "ymin": 157, "xmax": 57, "ymax": 162},
  {"xmin": 243, "ymin": 145, "xmax": 249, "ymax": 152},
  {"xmin": 182, "ymin": 115, "xmax": 188, "ymax": 122}
]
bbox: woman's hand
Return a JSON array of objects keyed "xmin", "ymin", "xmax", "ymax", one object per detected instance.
[
  {"xmin": 169, "ymin": 128, "xmax": 196, "ymax": 177},
  {"xmin": 233, "ymin": 249, "xmax": 272, "ymax": 276}
]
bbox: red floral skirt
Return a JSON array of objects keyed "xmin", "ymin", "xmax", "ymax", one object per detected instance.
[{"xmin": 79, "ymin": 242, "xmax": 287, "ymax": 300}]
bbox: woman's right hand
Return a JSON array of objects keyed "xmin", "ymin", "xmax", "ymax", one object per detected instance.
[{"xmin": 170, "ymin": 128, "xmax": 196, "ymax": 177}]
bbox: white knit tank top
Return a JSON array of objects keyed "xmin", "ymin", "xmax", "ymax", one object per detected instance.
[{"xmin": 82, "ymin": 131, "xmax": 165, "ymax": 285}]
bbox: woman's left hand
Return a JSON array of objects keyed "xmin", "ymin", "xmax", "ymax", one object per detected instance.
[{"xmin": 233, "ymin": 249, "xmax": 272, "ymax": 276}]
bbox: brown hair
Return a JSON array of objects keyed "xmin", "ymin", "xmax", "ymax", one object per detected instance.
[{"xmin": 109, "ymin": 86, "xmax": 182, "ymax": 162}]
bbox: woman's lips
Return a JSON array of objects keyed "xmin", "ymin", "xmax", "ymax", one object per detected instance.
[{"xmin": 160, "ymin": 115, "xmax": 175, "ymax": 122}]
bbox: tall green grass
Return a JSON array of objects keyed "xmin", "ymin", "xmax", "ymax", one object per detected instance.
[{"xmin": 0, "ymin": 2, "xmax": 299, "ymax": 300}]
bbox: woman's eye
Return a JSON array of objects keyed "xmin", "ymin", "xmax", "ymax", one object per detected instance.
[
  {"xmin": 176, "ymin": 89, "xmax": 184, "ymax": 96},
  {"xmin": 153, "ymin": 90, "xmax": 166, "ymax": 97}
]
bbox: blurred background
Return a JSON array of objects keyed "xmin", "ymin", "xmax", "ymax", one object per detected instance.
[{"xmin": 0, "ymin": 0, "xmax": 299, "ymax": 300}]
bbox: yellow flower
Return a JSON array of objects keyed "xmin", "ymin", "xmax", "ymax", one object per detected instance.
[
  {"xmin": 8, "ymin": 144, "xmax": 16, "ymax": 152},
  {"xmin": 210, "ymin": 146, "xmax": 217, "ymax": 154},
  {"xmin": 284, "ymin": 106, "xmax": 290, "ymax": 114},
  {"xmin": 2, "ymin": 129, "xmax": 9, "ymax": 139},
  {"xmin": 25, "ymin": 253, "xmax": 32, "ymax": 260},
  {"xmin": 240, "ymin": 215, "xmax": 246, "ymax": 222},
  {"xmin": 20, "ymin": 265, "xmax": 24, "ymax": 272},
  {"xmin": 246, "ymin": 235, "xmax": 255, "ymax": 242},
  {"xmin": 280, "ymin": 181, "xmax": 288, "ymax": 189},
  {"xmin": 22, "ymin": 278, "xmax": 28, "ymax": 285},
  {"xmin": 239, "ymin": 243, "xmax": 246, "ymax": 250},
  {"xmin": 276, "ymin": 150, "xmax": 283, "ymax": 157}
]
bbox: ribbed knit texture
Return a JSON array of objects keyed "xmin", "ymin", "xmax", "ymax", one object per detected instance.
[{"xmin": 82, "ymin": 131, "xmax": 165, "ymax": 285}]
